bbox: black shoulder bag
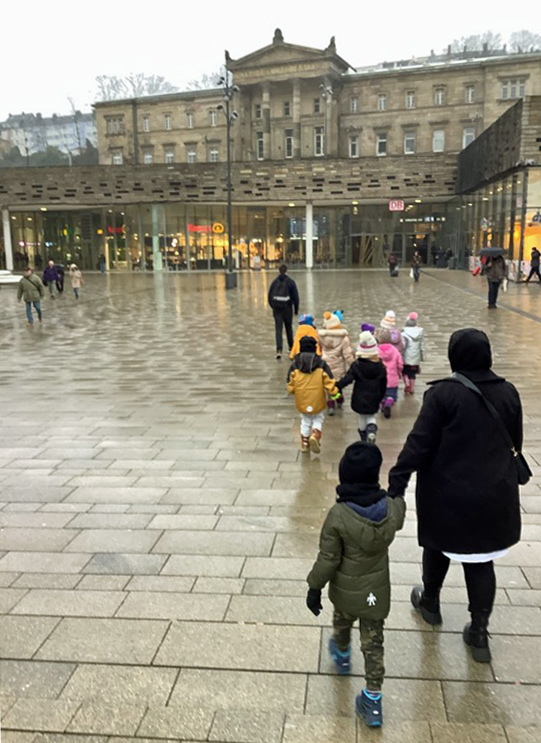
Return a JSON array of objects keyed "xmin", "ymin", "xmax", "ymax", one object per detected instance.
[{"xmin": 452, "ymin": 372, "xmax": 531, "ymax": 485}]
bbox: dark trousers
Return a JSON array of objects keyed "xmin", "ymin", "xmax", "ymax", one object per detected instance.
[
  {"xmin": 333, "ymin": 609, "xmax": 385, "ymax": 690},
  {"xmin": 422, "ymin": 547, "xmax": 496, "ymax": 615},
  {"xmin": 273, "ymin": 306, "xmax": 293, "ymax": 353},
  {"xmin": 526, "ymin": 266, "xmax": 541, "ymax": 282},
  {"xmin": 488, "ymin": 281, "xmax": 501, "ymax": 307}
]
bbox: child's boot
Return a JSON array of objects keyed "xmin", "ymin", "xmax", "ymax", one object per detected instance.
[
  {"xmin": 410, "ymin": 379, "xmax": 416, "ymax": 395},
  {"xmin": 366, "ymin": 423, "xmax": 378, "ymax": 444},
  {"xmin": 328, "ymin": 637, "xmax": 351, "ymax": 675},
  {"xmin": 327, "ymin": 398, "xmax": 335, "ymax": 417},
  {"xmin": 356, "ymin": 689, "xmax": 383, "ymax": 727},
  {"xmin": 358, "ymin": 429, "xmax": 367, "ymax": 442},
  {"xmin": 300, "ymin": 435, "xmax": 310, "ymax": 453},
  {"xmin": 336, "ymin": 393, "xmax": 344, "ymax": 410},
  {"xmin": 382, "ymin": 397, "xmax": 394, "ymax": 419},
  {"xmin": 309, "ymin": 429, "xmax": 322, "ymax": 454}
]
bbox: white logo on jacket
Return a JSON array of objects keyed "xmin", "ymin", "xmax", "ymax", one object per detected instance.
[{"xmin": 367, "ymin": 593, "xmax": 377, "ymax": 606}]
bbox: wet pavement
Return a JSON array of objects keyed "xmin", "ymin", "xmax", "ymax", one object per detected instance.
[{"xmin": 0, "ymin": 268, "xmax": 541, "ymax": 742}]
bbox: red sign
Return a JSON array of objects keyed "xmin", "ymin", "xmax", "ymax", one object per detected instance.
[
  {"xmin": 188, "ymin": 223, "xmax": 211, "ymax": 233},
  {"xmin": 389, "ymin": 199, "xmax": 405, "ymax": 212}
]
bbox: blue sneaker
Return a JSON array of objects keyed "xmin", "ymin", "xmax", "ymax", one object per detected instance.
[
  {"xmin": 356, "ymin": 689, "xmax": 383, "ymax": 727},
  {"xmin": 328, "ymin": 637, "xmax": 351, "ymax": 674}
]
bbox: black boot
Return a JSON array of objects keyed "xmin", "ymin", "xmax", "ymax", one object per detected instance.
[
  {"xmin": 366, "ymin": 423, "xmax": 378, "ymax": 444},
  {"xmin": 463, "ymin": 610, "xmax": 491, "ymax": 663},
  {"xmin": 410, "ymin": 586, "xmax": 443, "ymax": 625},
  {"xmin": 358, "ymin": 429, "xmax": 367, "ymax": 442}
]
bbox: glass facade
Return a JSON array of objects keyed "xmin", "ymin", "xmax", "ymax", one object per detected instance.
[
  {"xmin": 458, "ymin": 167, "xmax": 541, "ymax": 270},
  {"xmin": 2, "ymin": 200, "xmax": 459, "ymax": 271}
]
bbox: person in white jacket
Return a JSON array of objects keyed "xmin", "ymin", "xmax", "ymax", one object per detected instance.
[{"xmin": 401, "ymin": 312, "xmax": 425, "ymax": 395}]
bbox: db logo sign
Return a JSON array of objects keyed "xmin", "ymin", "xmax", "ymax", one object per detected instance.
[{"xmin": 389, "ymin": 199, "xmax": 405, "ymax": 212}]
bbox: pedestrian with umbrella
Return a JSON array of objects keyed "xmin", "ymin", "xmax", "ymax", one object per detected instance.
[{"xmin": 480, "ymin": 248, "xmax": 507, "ymax": 309}]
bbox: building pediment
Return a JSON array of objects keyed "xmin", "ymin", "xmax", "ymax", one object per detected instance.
[{"xmin": 227, "ymin": 29, "xmax": 352, "ymax": 84}]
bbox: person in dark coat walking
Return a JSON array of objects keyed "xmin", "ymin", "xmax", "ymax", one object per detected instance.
[
  {"xmin": 388, "ymin": 328, "xmax": 523, "ymax": 663},
  {"xmin": 525, "ymin": 247, "xmax": 541, "ymax": 283},
  {"xmin": 42, "ymin": 260, "xmax": 59, "ymax": 299},
  {"xmin": 268, "ymin": 264, "xmax": 299, "ymax": 360},
  {"xmin": 483, "ymin": 255, "xmax": 507, "ymax": 308}
]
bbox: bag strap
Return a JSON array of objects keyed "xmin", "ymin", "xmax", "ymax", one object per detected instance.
[{"xmin": 451, "ymin": 372, "xmax": 517, "ymax": 453}]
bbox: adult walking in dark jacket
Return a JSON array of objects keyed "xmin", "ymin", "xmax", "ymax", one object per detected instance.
[
  {"xmin": 483, "ymin": 255, "xmax": 507, "ymax": 308},
  {"xmin": 388, "ymin": 328, "xmax": 523, "ymax": 663},
  {"xmin": 268, "ymin": 264, "xmax": 299, "ymax": 359},
  {"xmin": 42, "ymin": 260, "xmax": 59, "ymax": 299},
  {"xmin": 526, "ymin": 247, "xmax": 541, "ymax": 283}
]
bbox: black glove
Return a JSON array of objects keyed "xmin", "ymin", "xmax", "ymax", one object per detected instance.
[{"xmin": 306, "ymin": 588, "xmax": 323, "ymax": 616}]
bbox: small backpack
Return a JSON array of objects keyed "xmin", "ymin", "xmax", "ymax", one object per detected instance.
[{"xmin": 271, "ymin": 279, "xmax": 291, "ymax": 309}]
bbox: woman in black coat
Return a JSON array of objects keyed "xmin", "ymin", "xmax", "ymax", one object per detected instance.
[{"xmin": 388, "ymin": 328, "xmax": 523, "ymax": 663}]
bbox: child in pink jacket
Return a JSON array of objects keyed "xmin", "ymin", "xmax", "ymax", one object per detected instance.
[{"xmin": 377, "ymin": 329, "xmax": 403, "ymax": 419}]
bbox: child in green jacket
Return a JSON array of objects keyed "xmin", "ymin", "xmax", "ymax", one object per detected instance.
[{"xmin": 306, "ymin": 441, "xmax": 406, "ymax": 727}]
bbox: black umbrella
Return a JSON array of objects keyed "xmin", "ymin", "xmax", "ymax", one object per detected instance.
[{"xmin": 479, "ymin": 247, "xmax": 506, "ymax": 257}]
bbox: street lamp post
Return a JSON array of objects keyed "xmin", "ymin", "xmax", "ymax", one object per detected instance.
[{"xmin": 218, "ymin": 56, "xmax": 239, "ymax": 290}]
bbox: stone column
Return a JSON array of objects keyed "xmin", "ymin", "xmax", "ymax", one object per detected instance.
[
  {"xmin": 262, "ymin": 82, "xmax": 271, "ymax": 160},
  {"xmin": 151, "ymin": 204, "xmax": 164, "ymax": 272},
  {"xmin": 2, "ymin": 208, "xmax": 14, "ymax": 271},
  {"xmin": 324, "ymin": 77, "xmax": 333, "ymax": 158},
  {"xmin": 292, "ymin": 79, "xmax": 301, "ymax": 158},
  {"xmin": 305, "ymin": 202, "xmax": 314, "ymax": 269}
]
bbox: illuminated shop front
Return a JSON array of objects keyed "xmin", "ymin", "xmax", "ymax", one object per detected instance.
[
  {"xmin": 459, "ymin": 167, "xmax": 541, "ymax": 269},
  {"xmin": 2, "ymin": 200, "xmax": 457, "ymax": 272}
]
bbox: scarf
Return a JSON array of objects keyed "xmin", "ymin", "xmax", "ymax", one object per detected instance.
[{"xmin": 336, "ymin": 481, "xmax": 387, "ymax": 507}]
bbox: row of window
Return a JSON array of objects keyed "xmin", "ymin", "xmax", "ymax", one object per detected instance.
[
  {"xmin": 252, "ymin": 125, "xmax": 477, "ymax": 160},
  {"xmin": 251, "ymin": 78, "xmax": 525, "ymax": 121},
  {"xmin": 112, "ymin": 147, "xmax": 220, "ymax": 165},
  {"xmin": 349, "ymin": 126, "xmax": 475, "ymax": 157}
]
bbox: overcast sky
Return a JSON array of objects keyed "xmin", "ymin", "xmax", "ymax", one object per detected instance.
[{"xmin": 1, "ymin": 0, "xmax": 538, "ymax": 120}]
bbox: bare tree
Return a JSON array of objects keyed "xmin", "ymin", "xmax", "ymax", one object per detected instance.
[
  {"xmin": 509, "ymin": 30, "xmax": 541, "ymax": 52},
  {"xmin": 95, "ymin": 74, "xmax": 178, "ymax": 101},
  {"xmin": 185, "ymin": 72, "xmax": 221, "ymax": 91},
  {"xmin": 447, "ymin": 31, "xmax": 502, "ymax": 53}
]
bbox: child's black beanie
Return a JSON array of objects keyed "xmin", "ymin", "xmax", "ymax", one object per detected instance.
[{"xmin": 339, "ymin": 442, "xmax": 382, "ymax": 484}]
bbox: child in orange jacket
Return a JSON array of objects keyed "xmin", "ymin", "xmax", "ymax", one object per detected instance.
[
  {"xmin": 290, "ymin": 314, "xmax": 321, "ymax": 359},
  {"xmin": 287, "ymin": 336, "xmax": 339, "ymax": 453}
]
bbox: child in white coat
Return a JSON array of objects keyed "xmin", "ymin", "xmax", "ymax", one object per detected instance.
[{"xmin": 401, "ymin": 312, "xmax": 425, "ymax": 395}]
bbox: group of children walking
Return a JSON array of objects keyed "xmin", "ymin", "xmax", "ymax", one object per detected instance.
[
  {"xmin": 287, "ymin": 308, "xmax": 425, "ymax": 452},
  {"xmin": 284, "ymin": 308, "xmax": 425, "ymax": 726}
]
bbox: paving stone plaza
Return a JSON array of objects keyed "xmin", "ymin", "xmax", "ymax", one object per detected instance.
[{"xmin": 1, "ymin": 268, "xmax": 541, "ymax": 743}]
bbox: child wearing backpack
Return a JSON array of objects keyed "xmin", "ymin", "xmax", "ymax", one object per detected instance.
[
  {"xmin": 287, "ymin": 336, "xmax": 339, "ymax": 453},
  {"xmin": 306, "ymin": 441, "xmax": 406, "ymax": 727}
]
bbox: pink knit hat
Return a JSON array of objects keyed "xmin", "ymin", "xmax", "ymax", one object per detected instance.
[
  {"xmin": 357, "ymin": 331, "xmax": 379, "ymax": 358},
  {"xmin": 406, "ymin": 312, "xmax": 418, "ymax": 327}
]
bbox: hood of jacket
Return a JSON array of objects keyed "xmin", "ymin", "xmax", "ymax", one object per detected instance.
[
  {"xmin": 336, "ymin": 501, "xmax": 398, "ymax": 555},
  {"xmin": 319, "ymin": 327, "xmax": 348, "ymax": 339},
  {"xmin": 378, "ymin": 344, "xmax": 399, "ymax": 364},
  {"xmin": 293, "ymin": 351, "xmax": 324, "ymax": 374},
  {"xmin": 353, "ymin": 357, "xmax": 385, "ymax": 379},
  {"xmin": 403, "ymin": 326, "xmax": 423, "ymax": 341},
  {"xmin": 448, "ymin": 328, "xmax": 492, "ymax": 372}
]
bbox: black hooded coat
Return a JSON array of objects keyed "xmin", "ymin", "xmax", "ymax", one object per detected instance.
[{"xmin": 388, "ymin": 329, "xmax": 523, "ymax": 553}]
